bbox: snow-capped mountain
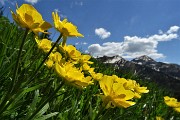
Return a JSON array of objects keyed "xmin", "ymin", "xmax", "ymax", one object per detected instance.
[
  {"xmin": 97, "ymin": 55, "xmax": 127, "ymax": 64},
  {"xmin": 132, "ymin": 55, "xmax": 180, "ymax": 79},
  {"xmin": 131, "ymin": 55, "xmax": 156, "ymax": 65},
  {"xmin": 97, "ymin": 55, "xmax": 180, "ymax": 98}
]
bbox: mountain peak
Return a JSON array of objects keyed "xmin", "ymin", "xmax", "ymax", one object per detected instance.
[
  {"xmin": 97, "ymin": 55, "xmax": 127, "ymax": 63},
  {"xmin": 131, "ymin": 55, "xmax": 156, "ymax": 65}
]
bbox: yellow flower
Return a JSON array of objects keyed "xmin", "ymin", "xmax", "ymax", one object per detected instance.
[
  {"xmin": 123, "ymin": 79, "xmax": 149, "ymax": 98},
  {"xmin": 113, "ymin": 75, "xmax": 128, "ymax": 84},
  {"xmin": 35, "ymin": 38, "xmax": 54, "ymax": 53},
  {"xmin": 156, "ymin": 116, "xmax": 164, "ymax": 120},
  {"xmin": 79, "ymin": 54, "xmax": 93, "ymax": 64},
  {"xmin": 91, "ymin": 72, "xmax": 103, "ymax": 81},
  {"xmin": 164, "ymin": 96, "xmax": 180, "ymax": 113},
  {"xmin": 11, "ymin": 4, "xmax": 52, "ymax": 34},
  {"xmin": 88, "ymin": 67, "xmax": 95, "ymax": 75},
  {"xmin": 51, "ymin": 52, "xmax": 62, "ymax": 63},
  {"xmin": 99, "ymin": 75, "xmax": 135, "ymax": 109},
  {"xmin": 52, "ymin": 12, "xmax": 84, "ymax": 37},
  {"xmin": 45, "ymin": 59, "xmax": 54, "ymax": 68},
  {"xmin": 164, "ymin": 96, "xmax": 180, "ymax": 108},
  {"xmin": 174, "ymin": 107, "xmax": 180, "ymax": 113},
  {"xmin": 59, "ymin": 44, "xmax": 81, "ymax": 62},
  {"xmin": 82, "ymin": 63, "xmax": 91, "ymax": 71},
  {"xmin": 55, "ymin": 62, "xmax": 93, "ymax": 88},
  {"xmin": 74, "ymin": 76, "xmax": 93, "ymax": 88},
  {"xmin": 45, "ymin": 52, "xmax": 63, "ymax": 68}
]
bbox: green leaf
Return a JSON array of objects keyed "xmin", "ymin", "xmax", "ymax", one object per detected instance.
[
  {"xmin": 34, "ymin": 112, "xmax": 59, "ymax": 120},
  {"xmin": 7, "ymin": 84, "xmax": 45, "ymax": 112},
  {"xmin": 35, "ymin": 103, "xmax": 49, "ymax": 117},
  {"xmin": 27, "ymin": 90, "xmax": 41, "ymax": 117}
]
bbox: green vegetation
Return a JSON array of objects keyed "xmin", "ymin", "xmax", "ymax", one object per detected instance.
[{"xmin": 0, "ymin": 7, "xmax": 180, "ymax": 120}]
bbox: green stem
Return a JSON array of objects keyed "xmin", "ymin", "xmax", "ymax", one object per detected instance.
[
  {"xmin": 11, "ymin": 28, "xmax": 29, "ymax": 93},
  {"xmin": 0, "ymin": 29, "xmax": 29, "ymax": 115},
  {"xmin": 26, "ymin": 80, "xmax": 65, "ymax": 120},
  {"xmin": 62, "ymin": 36, "xmax": 67, "ymax": 47},
  {"xmin": 27, "ymin": 33, "xmax": 63, "ymax": 84}
]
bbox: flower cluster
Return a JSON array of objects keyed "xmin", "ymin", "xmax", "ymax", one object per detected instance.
[
  {"xmin": 98, "ymin": 75, "xmax": 149, "ymax": 108},
  {"xmin": 164, "ymin": 96, "xmax": 180, "ymax": 112},
  {"xmin": 48, "ymin": 44, "xmax": 94, "ymax": 88},
  {"xmin": 11, "ymin": 4, "xmax": 149, "ymax": 109}
]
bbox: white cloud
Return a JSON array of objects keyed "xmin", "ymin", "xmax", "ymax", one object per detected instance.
[
  {"xmin": 54, "ymin": 9, "xmax": 67, "ymax": 18},
  {"xmin": 71, "ymin": 1, "xmax": 83, "ymax": 8},
  {"xmin": 25, "ymin": 0, "xmax": 39, "ymax": 4},
  {"xmin": 88, "ymin": 26, "xmax": 179, "ymax": 60},
  {"xmin": 75, "ymin": 42, "xmax": 87, "ymax": 45},
  {"xmin": 158, "ymin": 30, "xmax": 163, "ymax": 34},
  {"xmin": 95, "ymin": 28, "xmax": 111, "ymax": 39},
  {"xmin": 167, "ymin": 26, "xmax": 180, "ymax": 34},
  {"xmin": 141, "ymin": 33, "xmax": 177, "ymax": 42},
  {"xmin": 75, "ymin": 1, "xmax": 83, "ymax": 6},
  {"xmin": 54, "ymin": 9, "xmax": 60, "ymax": 13},
  {"xmin": 122, "ymin": 36, "xmax": 164, "ymax": 59},
  {"xmin": 88, "ymin": 42, "xmax": 123, "ymax": 57}
]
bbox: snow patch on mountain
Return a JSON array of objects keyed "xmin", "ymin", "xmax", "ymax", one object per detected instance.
[{"xmin": 104, "ymin": 56, "xmax": 123, "ymax": 63}]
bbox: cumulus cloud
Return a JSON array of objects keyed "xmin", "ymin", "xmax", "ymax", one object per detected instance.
[
  {"xmin": 167, "ymin": 26, "xmax": 180, "ymax": 34},
  {"xmin": 88, "ymin": 42, "xmax": 123, "ymax": 57},
  {"xmin": 158, "ymin": 30, "xmax": 163, "ymax": 34},
  {"xmin": 88, "ymin": 26, "xmax": 179, "ymax": 59},
  {"xmin": 95, "ymin": 28, "xmax": 111, "ymax": 39},
  {"xmin": 25, "ymin": 0, "xmax": 39, "ymax": 4}
]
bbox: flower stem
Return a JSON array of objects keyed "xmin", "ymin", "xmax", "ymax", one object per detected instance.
[
  {"xmin": 0, "ymin": 28, "xmax": 29, "ymax": 114},
  {"xmin": 11, "ymin": 28, "xmax": 29, "ymax": 93},
  {"xmin": 27, "ymin": 33, "xmax": 63, "ymax": 84}
]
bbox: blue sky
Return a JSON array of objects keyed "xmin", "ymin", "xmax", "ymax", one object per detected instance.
[{"xmin": 1, "ymin": 0, "xmax": 180, "ymax": 64}]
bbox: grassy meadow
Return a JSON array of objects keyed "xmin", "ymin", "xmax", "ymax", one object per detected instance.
[{"xmin": 0, "ymin": 4, "xmax": 180, "ymax": 120}]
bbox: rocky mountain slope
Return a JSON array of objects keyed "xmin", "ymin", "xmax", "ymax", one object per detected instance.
[{"xmin": 97, "ymin": 55, "xmax": 180, "ymax": 97}]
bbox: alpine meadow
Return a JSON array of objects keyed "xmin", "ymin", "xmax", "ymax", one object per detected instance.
[{"xmin": 0, "ymin": 3, "xmax": 180, "ymax": 120}]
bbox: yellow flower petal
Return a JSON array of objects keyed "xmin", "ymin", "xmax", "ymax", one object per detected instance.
[
  {"xmin": 174, "ymin": 107, "xmax": 180, "ymax": 113},
  {"xmin": 55, "ymin": 62, "xmax": 93, "ymax": 88},
  {"xmin": 11, "ymin": 4, "xmax": 52, "ymax": 34},
  {"xmin": 113, "ymin": 98, "xmax": 136, "ymax": 108},
  {"xmin": 35, "ymin": 38, "xmax": 53, "ymax": 53},
  {"xmin": 164, "ymin": 96, "xmax": 180, "ymax": 108},
  {"xmin": 52, "ymin": 11, "xmax": 83, "ymax": 37}
]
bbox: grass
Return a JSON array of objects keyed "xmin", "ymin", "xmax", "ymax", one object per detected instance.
[{"xmin": 0, "ymin": 14, "xmax": 180, "ymax": 120}]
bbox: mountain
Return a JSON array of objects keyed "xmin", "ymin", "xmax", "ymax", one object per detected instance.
[
  {"xmin": 131, "ymin": 55, "xmax": 180, "ymax": 79},
  {"xmin": 97, "ymin": 55, "xmax": 126, "ymax": 64},
  {"xmin": 97, "ymin": 55, "xmax": 180, "ymax": 98},
  {"xmin": 131, "ymin": 55, "xmax": 156, "ymax": 65}
]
